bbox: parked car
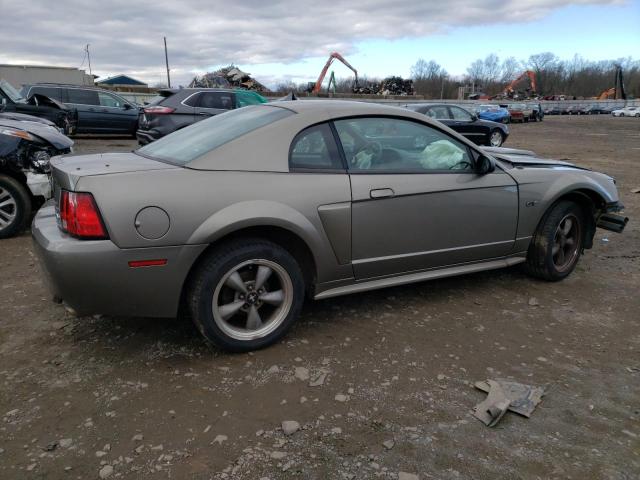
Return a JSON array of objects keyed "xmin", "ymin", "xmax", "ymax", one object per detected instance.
[
  {"xmin": 21, "ymin": 84, "xmax": 139, "ymax": 135},
  {"xmin": 529, "ymin": 103, "xmax": 544, "ymax": 121},
  {"xmin": 1, "ymin": 115, "xmax": 73, "ymax": 238},
  {"xmin": 506, "ymin": 103, "xmax": 532, "ymax": 123},
  {"xmin": 580, "ymin": 104, "xmax": 607, "ymax": 115},
  {"xmin": 546, "ymin": 105, "xmax": 563, "ymax": 115},
  {"xmin": 33, "ymin": 101, "xmax": 627, "ymax": 351},
  {"xmin": 405, "ymin": 103, "xmax": 509, "ymax": 147},
  {"xmin": 612, "ymin": 106, "xmax": 640, "ymax": 117},
  {"xmin": 601, "ymin": 105, "xmax": 619, "ymax": 114},
  {"xmin": 136, "ymin": 88, "xmax": 267, "ymax": 144},
  {"xmin": 1, "ymin": 79, "xmax": 77, "ymax": 135},
  {"xmin": 476, "ymin": 104, "xmax": 511, "ymax": 123},
  {"xmin": 565, "ymin": 105, "xmax": 582, "ymax": 115}
]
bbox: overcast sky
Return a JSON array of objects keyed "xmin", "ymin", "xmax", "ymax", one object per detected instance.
[{"xmin": 1, "ymin": 0, "xmax": 638, "ymax": 88}]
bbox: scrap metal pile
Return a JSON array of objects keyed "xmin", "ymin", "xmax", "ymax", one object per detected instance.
[
  {"xmin": 352, "ymin": 76, "xmax": 415, "ymax": 96},
  {"xmin": 189, "ymin": 65, "xmax": 268, "ymax": 92}
]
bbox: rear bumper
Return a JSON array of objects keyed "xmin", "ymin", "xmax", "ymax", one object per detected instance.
[
  {"xmin": 136, "ymin": 129, "xmax": 161, "ymax": 145},
  {"xmin": 32, "ymin": 203, "xmax": 207, "ymax": 318}
]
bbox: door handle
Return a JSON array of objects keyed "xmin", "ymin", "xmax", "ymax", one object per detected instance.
[
  {"xmin": 198, "ymin": 112, "xmax": 212, "ymax": 116},
  {"xmin": 370, "ymin": 188, "xmax": 394, "ymax": 199}
]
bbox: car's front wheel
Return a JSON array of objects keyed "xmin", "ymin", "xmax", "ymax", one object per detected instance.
[
  {"xmin": 0, "ymin": 174, "xmax": 31, "ymax": 239},
  {"xmin": 488, "ymin": 129, "xmax": 504, "ymax": 147},
  {"xmin": 188, "ymin": 239, "xmax": 305, "ymax": 352},
  {"xmin": 525, "ymin": 200, "xmax": 585, "ymax": 281}
]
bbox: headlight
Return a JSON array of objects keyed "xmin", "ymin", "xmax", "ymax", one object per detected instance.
[
  {"xmin": 0, "ymin": 128, "xmax": 34, "ymax": 141},
  {"xmin": 31, "ymin": 150, "xmax": 51, "ymax": 170}
]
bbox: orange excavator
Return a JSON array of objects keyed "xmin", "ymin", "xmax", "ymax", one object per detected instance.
[
  {"xmin": 308, "ymin": 52, "xmax": 359, "ymax": 94},
  {"xmin": 503, "ymin": 70, "xmax": 537, "ymax": 98},
  {"xmin": 597, "ymin": 65, "xmax": 626, "ymax": 100}
]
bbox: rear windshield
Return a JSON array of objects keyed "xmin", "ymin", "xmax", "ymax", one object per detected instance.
[
  {"xmin": 145, "ymin": 91, "xmax": 173, "ymax": 106},
  {"xmin": 137, "ymin": 105, "xmax": 293, "ymax": 165}
]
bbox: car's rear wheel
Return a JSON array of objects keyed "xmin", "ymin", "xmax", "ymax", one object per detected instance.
[
  {"xmin": 188, "ymin": 239, "xmax": 305, "ymax": 352},
  {"xmin": 0, "ymin": 174, "xmax": 31, "ymax": 239},
  {"xmin": 525, "ymin": 200, "xmax": 585, "ymax": 281},
  {"xmin": 488, "ymin": 130, "xmax": 504, "ymax": 147}
]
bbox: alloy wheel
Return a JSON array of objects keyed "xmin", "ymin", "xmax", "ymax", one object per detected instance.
[
  {"xmin": 0, "ymin": 186, "xmax": 17, "ymax": 232},
  {"xmin": 552, "ymin": 214, "xmax": 581, "ymax": 272},
  {"xmin": 489, "ymin": 131, "xmax": 503, "ymax": 147},
  {"xmin": 211, "ymin": 259, "xmax": 294, "ymax": 341}
]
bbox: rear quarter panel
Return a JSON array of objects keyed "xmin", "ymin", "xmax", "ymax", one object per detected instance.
[{"xmin": 76, "ymin": 169, "xmax": 354, "ymax": 284}]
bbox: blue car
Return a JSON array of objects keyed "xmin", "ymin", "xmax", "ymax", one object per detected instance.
[{"xmin": 476, "ymin": 104, "xmax": 511, "ymax": 124}]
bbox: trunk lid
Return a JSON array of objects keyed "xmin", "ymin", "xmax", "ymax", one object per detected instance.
[{"xmin": 50, "ymin": 152, "xmax": 178, "ymax": 192}]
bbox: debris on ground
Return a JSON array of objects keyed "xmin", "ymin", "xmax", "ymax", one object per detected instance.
[
  {"xmin": 281, "ymin": 420, "xmax": 300, "ymax": 436},
  {"xmin": 352, "ymin": 76, "xmax": 415, "ymax": 95},
  {"xmin": 473, "ymin": 379, "xmax": 545, "ymax": 427},
  {"xmin": 189, "ymin": 65, "xmax": 268, "ymax": 92},
  {"xmin": 631, "ymin": 187, "xmax": 640, "ymax": 194}
]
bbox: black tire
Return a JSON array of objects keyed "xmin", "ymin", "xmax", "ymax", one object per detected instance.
[
  {"xmin": 525, "ymin": 200, "xmax": 586, "ymax": 281},
  {"xmin": 0, "ymin": 174, "xmax": 32, "ymax": 239},
  {"xmin": 188, "ymin": 238, "xmax": 305, "ymax": 352}
]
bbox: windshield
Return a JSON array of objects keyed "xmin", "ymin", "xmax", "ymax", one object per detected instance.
[
  {"xmin": 0, "ymin": 79, "xmax": 26, "ymax": 103},
  {"xmin": 137, "ymin": 105, "xmax": 293, "ymax": 165}
]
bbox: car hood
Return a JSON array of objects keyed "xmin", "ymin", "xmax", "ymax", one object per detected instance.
[
  {"xmin": 0, "ymin": 117, "xmax": 73, "ymax": 149},
  {"xmin": 482, "ymin": 146, "xmax": 587, "ymax": 170},
  {"xmin": 0, "ymin": 111, "xmax": 57, "ymax": 127}
]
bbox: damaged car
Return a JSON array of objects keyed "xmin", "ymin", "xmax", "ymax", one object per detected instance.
[
  {"xmin": 1, "ymin": 116, "xmax": 73, "ymax": 238},
  {"xmin": 0, "ymin": 79, "xmax": 78, "ymax": 135},
  {"xmin": 32, "ymin": 101, "xmax": 627, "ymax": 351}
]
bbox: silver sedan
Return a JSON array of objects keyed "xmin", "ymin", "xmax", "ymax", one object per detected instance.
[{"xmin": 33, "ymin": 101, "xmax": 628, "ymax": 351}]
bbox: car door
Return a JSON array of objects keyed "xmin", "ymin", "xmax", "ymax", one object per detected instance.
[
  {"xmin": 448, "ymin": 105, "xmax": 487, "ymax": 144},
  {"xmin": 96, "ymin": 91, "xmax": 136, "ymax": 133},
  {"xmin": 333, "ymin": 116, "xmax": 518, "ymax": 280},
  {"xmin": 65, "ymin": 88, "xmax": 100, "ymax": 132},
  {"xmin": 194, "ymin": 91, "xmax": 234, "ymax": 120}
]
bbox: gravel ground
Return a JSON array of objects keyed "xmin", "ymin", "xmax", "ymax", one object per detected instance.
[{"xmin": 1, "ymin": 115, "xmax": 639, "ymax": 479}]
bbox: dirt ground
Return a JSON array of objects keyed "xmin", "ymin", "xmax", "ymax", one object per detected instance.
[{"xmin": 1, "ymin": 116, "xmax": 639, "ymax": 480}]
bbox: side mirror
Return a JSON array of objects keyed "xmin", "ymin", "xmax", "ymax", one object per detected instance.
[
  {"xmin": 123, "ymin": 103, "xmax": 132, "ymax": 110},
  {"xmin": 471, "ymin": 114, "xmax": 478, "ymax": 122},
  {"xmin": 476, "ymin": 154, "xmax": 495, "ymax": 174}
]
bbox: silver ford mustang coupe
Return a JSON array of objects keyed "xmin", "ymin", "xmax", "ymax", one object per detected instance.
[{"xmin": 32, "ymin": 101, "xmax": 628, "ymax": 351}]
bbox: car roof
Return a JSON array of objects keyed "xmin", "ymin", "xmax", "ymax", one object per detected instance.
[
  {"xmin": 267, "ymin": 100, "xmax": 440, "ymax": 121},
  {"xmin": 188, "ymin": 100, "xmax": 479, "ymax": 172},
  {"xmin": 158, "ymin": 88, "xmax": 236, "ymax": 95}
]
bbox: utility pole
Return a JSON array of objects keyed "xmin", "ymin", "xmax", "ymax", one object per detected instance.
[
  {"xmin": 85, "ymin": 44, "xmax": 92, "ymax": 76},
  {"xmin": 164, "ymin": 37, "xmax": 171, "ymax": 88}
]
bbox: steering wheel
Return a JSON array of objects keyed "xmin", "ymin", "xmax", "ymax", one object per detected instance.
[
  {"xmin": 352, "ymin": 141, "xmax": 383, "ymax": 169},
  {"xmin": 448, "ymin": 160, "xmax": 473, "ymax": 170}
]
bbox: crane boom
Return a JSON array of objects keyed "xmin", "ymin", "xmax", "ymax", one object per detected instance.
[{"xmin": 311, "ymin": 52, "xmax": 358, "ymax": 94}]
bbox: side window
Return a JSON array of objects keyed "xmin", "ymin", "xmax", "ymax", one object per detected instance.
[
  {"xmin": 67, "ymin": 89, "xmax": 99, "ymax": 105},
  {"xmin": 450, "ymin": 106, "xmax": 473, "ymax": 121},
  {"xmin": 198, "ymin": 92, "xmax": 233, "ymax": 110},
  {"xmin": 182, "ymin": 92, "xmax": 201, "ymax": 107},
  {"xmin": 425, "ymin": 106, "xmax": 450, "ymax": 119},
  {"xmin": 289, "ymin": 123, "xmax": 343, "ymax": 171},
  {"xmin": 334, "ymin": 117, "xmax": 474, "ymax": 172},
  {"xmin": 98, "ymin": 92, "xmax": 123, "ymax": 108},
  {"xmin": 29, "ymin": 87, "xmax": 63, "ymax": 101}
]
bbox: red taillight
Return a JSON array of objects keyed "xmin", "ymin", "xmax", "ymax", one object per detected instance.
[
  {"xmin": 59, "ymin": 191, "xmax": 108, "ymax": 239},
  {"xmin": 143, "ymin": 106, "xmax": 175, "ymax": 115}
]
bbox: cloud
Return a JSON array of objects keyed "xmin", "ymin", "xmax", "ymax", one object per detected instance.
[{"xmin": 0, "ymin": 0, "xmax": 624, "ymax": 86}]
